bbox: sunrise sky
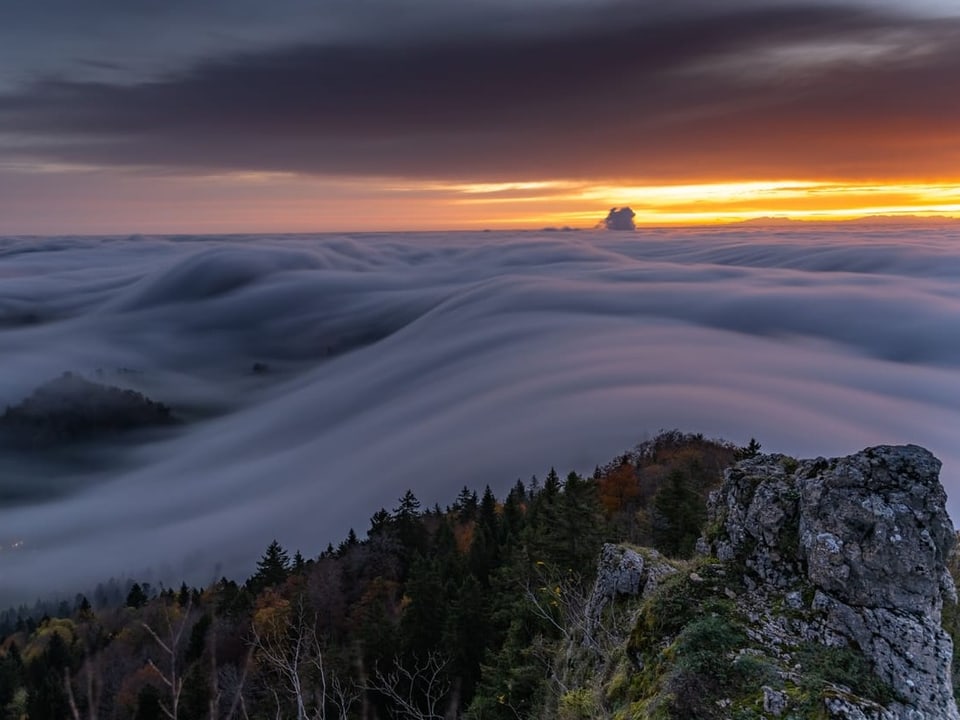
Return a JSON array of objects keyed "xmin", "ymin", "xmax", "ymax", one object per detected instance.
[{"xmin": 2, "ymin": 0, "xmax": 959, "ymax": 233}]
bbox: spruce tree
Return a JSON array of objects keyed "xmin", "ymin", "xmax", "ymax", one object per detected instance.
[
  {"xmin": 651, "ymin": 468, "xmax": 705, "ymax": 558},
  {"xmin": 394, "ymin": 489, "xmax": 422, "ymax": 521},
  {"xmin": 247, "ymin": 540, "xmax": 291, "ymax": 595},
  {"xmin": 393, "ymin": 490, "xmax": 427, "ymax": 556},
  {"xmin": 368, "ymin": 508, "xmax": 392, "ymax": 537},
  {"xmin": 24, "ymin": 631, "xmax": 72, "ymax": 720},
  {"xmin": 454, "ymin": 486, "xmax": 479, "ymax": 522},
  {"xmin": 469, "ymin": 486, "xmax": 501, "ymax": 584},
  {"xmin": 556, "ymin": 471, "xmax": 607, "ymax": 571},
  {"xmin": 400, "ymin": 558, "xmax": 446, "ymax": 657},
  {"xmin": 443, "ymin": 574, "xmax": 489, "ymax": 705},
  {"xmin": 742, "ymin": 437, "xmax": 762, "ymax": 458},
  {"xmin": 76, "ymin": 595, "xmax": 93, "ymax": 618},
  {"xmin": 126, "ymin": 583, "xmax": 148, "ymax": 609},
  {"xmin": 501, "ymin": 480, "xmax": 527, "ymax": 543},
  {"xmin": 0, "ymin": 644, "xmax": 23, "ymax": 709}
]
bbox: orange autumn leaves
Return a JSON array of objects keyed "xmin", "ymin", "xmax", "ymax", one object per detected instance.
[{"xmin": 594, "ymin": 433, "xmax": 740, "ymax": 549}]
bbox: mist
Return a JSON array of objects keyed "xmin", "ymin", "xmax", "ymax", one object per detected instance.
[{"xmin": 1, "ymin": 225, "xmax": 958, "ymax": 602}]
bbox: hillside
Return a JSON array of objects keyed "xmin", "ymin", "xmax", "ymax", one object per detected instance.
[
  {"xmin": 0, "ymin": 436, "xmax": 956, "ymax": 719},
  {"xmin": 0, "ymin": 372, "xmax": 176, "ymax": 448},
  {"xmin": 550, "ymin": 446, "xmax": 958, "ymax": 720}
]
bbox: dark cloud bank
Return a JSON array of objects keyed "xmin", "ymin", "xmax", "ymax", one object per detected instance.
[
  {"xmin": 1, "ymin": 1, "xmax": 959, "ymax": 180},
  {"xmin": 0, "ymin": 226, "xmax": 958, "ymax": 602}
]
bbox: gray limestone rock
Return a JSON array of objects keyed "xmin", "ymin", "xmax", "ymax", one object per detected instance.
[
  {"xmin": 762, "ymin": 685, "xmax": 788, "ymax": 716},
  {"xmin": 583, "ymin": 544, "xmax": 676, "ymax": 648},
  {"xmin": 824, "ymin": 696, "xmax": 897, "ymax": 720},
  {"xmin": 798, "ymin": 446, "xmax": 954, "ymax": 615},
  {"xmin": 700, "ymin": 445, "xmax": 958, "ymax": 720}
]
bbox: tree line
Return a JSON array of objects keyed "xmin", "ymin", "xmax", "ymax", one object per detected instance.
[{"xmin": 0, "ymin": 431, "xmax": 749, "ymax": 719}]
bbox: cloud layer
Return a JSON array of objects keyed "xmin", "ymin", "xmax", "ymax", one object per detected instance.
[
  {"xmin": 0, "ymin": 225, "xmax": 958, "ymax": 602},
  {"xmin": 1, "ymin": 1, "xmax": 959, "ymax": 182}
]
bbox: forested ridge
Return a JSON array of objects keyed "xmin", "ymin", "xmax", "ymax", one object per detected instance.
[{"xmin": 0, "ymin": 431, "xmax": 746, "ymax": 719}]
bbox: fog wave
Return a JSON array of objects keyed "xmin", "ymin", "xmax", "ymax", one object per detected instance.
[{"xmin": 1, "ymin": 225, "xmax": 958, "ymax": 601}]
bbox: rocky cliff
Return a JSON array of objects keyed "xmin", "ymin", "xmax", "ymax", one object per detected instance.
[
  {"xmin": 702, "ymin": 445, "xmax": 957, "ymax": 719},
  {"xmin": 556, "ymin": 445, "xmax": 958, "ymax": 720}
]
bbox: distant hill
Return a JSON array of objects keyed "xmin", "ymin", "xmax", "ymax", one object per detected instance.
[
  {"xmin": 735, "ymin": 214, "xmax": 960, "ymax": 227},
  {"xmin": 0, "ymin": 372, "xmax": 176, "ymax": 447}
]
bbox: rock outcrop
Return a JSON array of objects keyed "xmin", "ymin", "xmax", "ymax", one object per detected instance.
[
  {"xmin": 583, "ymin": 544, "xmax": 677, "ymax": 648},
  {"xmin": 556, "ymin": 445, "xmax": 958, "ymax": 720},
  {"xmin": 701, "ymin": 445, "xmax": 958, "ymax": 719}
]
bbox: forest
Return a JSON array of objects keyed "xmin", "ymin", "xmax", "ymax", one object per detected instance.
[{"xmin": 0, "ymin": 431, "xmax": 748, "ymax": 719}]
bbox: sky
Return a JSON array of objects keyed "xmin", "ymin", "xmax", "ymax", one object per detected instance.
[{"xmin": 2, "ymin": 0, "xmax": 960, "ymax": 232}]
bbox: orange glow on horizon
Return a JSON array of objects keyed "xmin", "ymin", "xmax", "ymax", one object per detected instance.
[
  {"xmin": 4, "ymin": 161, "xmax": 960, "ymax": 234},
  {"xmin": 442, "ymin": 179, "xmax": 960, "ymax": 229}
]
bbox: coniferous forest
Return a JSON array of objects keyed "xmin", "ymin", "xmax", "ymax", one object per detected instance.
[{"xmin": 0, "ymin": 431, "xmax": 745, "ymax": 720}]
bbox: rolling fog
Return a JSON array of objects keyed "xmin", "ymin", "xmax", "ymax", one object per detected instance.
[{"xmin": 1, "ymin": 226, "xmax": 958, "ymax": 602}]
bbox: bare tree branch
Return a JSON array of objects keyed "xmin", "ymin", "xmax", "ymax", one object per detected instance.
[
  {"xmin": 141, "ymin": 597, "xmax": 194, "ymax": 720},
  {"xmin": 249, "ymin": 593, "xmax": 356, "ymax": 720},
  {"xmin": 364, "ymin": 652, "xmax": 451, "ymax": 720},
  {"xmin": 329, "ymin": 671, "xmax": 361, "ymax": 720},
  {"xmin": 222, "ymin": 646, "xmax": 254, "ymax": 720},
  {"xmin": 65, "ymin": 669, "xmax": 82, "ymax": 720},
  {"xmin": 65, "ymin": 654, "xmax": 102, "ymax": 720}
]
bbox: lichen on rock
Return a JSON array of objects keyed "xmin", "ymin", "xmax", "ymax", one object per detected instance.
[
  {"xmin": 700, "ymin": 444, "xmax": 958, "ymax": 719},
  {"xmin": 582, "ymin": 544, "xmax": 677, "ymax": 649}
]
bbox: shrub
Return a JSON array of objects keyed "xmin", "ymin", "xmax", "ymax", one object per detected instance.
[
  {"xmin": 781, "ymin": 457, "xmax": 799, "ymax": 475},
  {"xmin": 558, "ymin": 688, "xmax": 598, "ymax": 720},
  {"xmin": 795, "ymin": 643, "xmax": 897, "ymax": 706},
  {"xmin": 661, "ymin": 614, "xmax": 747, "ymax": 719}
]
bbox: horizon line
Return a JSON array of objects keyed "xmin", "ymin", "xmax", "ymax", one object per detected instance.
[{"xmin": 5, "ymin": 212, "xmax": 959, "ymax": 239}]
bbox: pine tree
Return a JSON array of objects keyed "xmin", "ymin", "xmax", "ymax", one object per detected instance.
[
  {"xmin": 741, "ymin": 437, "xmax": 762, "ymax": 458},
  {"xmin": 431, "ymin": 518, "xmax": 464, "ymax": 584},
  {"xmin": 651, "ymin": 468, "xmax": 705, "ymax": 558},
  {"xmin": 470, "ymin": 486, "xmax": 501, "ymax": 584},
  {"xmin": 443, "ymin": 574, "xmax": 489, "ymax": 705},
  {"xmin": 400, "ymin": 558, "xmax": 447, "ymax": 658},
  {"xmin": 556, "ymin": 471, "xmax": 607, "ymax": 571},
  {"xmin": 393, "ymin": 490, "xmax": 427, "ymax": 556},
  {"xmin": 454, "ymin": 486, "xmax": 479, "ymax": 522},
  {"xmin": 338, "ymin": 528, "xmax": 360, "ymax": 555},
  {"xmin": 394, "ymin": 489, "xmax": 422, "ymax": 521},
  {"xmin": 368, "ymin": 508, "xmax": 392, "ymax": 537},
  {"xmin": 247, "ymin": 540, "xmax": 291, "ymax": 595},
  {"xmin": 501, "ymin": 480, "xmax": 527, "ymax": 542},
  {"xmin": 76, "ymin": 595, "xmax": 93, "ymax": 618},
  {"xmin": 25, "ymin": 631, "xmax": 72, "ymax": 720},
  {"xmin": 126, "ymin": 583, "xmax": 148, "ymax": 609},
  {"xmin": 479, "ymin": 486, "xmax": 497, "ymax": 529},
  {"xmin": 0, "ymin": 643, "xmax": 23, "ymax": 709},
  {"xmin": 544, "ymin": 467, "xmax": 561, "ymax": 496}
]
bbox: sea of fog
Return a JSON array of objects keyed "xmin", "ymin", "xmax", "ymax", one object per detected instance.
[{"xmin": 1, "ymin": 226, "xmax": 959, "ymax": 602}]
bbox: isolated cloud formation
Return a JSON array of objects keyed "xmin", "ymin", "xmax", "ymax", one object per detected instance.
[
  {"xmin": 603, "ymin": 207, "xmax": 636, "ymax": 231},
  {"xmin": 0, "ymin": 225, "xmax": 958, "ymax": 602}
]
